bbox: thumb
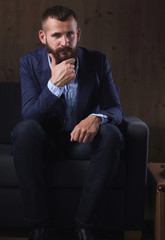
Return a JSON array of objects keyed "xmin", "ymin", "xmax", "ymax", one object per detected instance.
[{"xmin": 49, "ymin": 53, "xmax": 56, "ymax": 67}]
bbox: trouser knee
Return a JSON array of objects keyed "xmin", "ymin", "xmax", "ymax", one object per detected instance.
[
  {"xmin": 94, "ymin": 123, "xmax": 123, "ymax": 150},
  {"xmin": 12, "ymin": 119, "xmax": 45, "ymax": 145}
]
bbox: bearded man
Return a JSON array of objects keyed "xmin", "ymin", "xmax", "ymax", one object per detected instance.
[{"xmin": 13, "ymin": 5, "xmax": 123, "ymax": 240}]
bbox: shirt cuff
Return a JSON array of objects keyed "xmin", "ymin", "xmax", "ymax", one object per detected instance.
[
  {"xmin": 47, "ymin": 80, "xmax": 64, "ymax": 97},
  {"xmin": 90, "ymin": 113, "xmax": 108, "ymax": 125}
]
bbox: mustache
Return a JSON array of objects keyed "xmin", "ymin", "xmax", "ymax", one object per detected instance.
[{"xmin": 56, "ymin": 46, "xmax": 73, "ymax": 53}]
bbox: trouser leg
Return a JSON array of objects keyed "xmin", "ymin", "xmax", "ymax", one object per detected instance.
[
  {"xmin": 12, "ymin": 119, "xmax": 56, "ymax": 226},
  {"xmin": 75, "ymin": 123, "xmax": 123, "ymax": 228}
]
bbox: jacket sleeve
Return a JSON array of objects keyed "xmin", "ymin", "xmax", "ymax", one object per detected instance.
[
  {"xmin": 20, "ymin": 56, "xmax": 65, "ymax": 122},
  {"xmin": 99, "ymin": 54, "xmax": 122, "ymax": 125}
]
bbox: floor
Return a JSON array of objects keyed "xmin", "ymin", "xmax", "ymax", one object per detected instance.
[{"xmin": 0, "ymin": 221, "xmax": 154, "ymax": 240}]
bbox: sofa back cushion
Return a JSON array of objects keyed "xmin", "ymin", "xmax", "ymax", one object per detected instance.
[{"xmin": 0, "ymin": 82, "xmax": 22, "ymax": 144}]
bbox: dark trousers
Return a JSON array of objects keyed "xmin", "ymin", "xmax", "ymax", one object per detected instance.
[{"xmin": 12, "ymin": 119, "xmax": 123, "ymax": 228}]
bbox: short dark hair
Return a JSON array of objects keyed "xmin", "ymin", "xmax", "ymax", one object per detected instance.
[{"xmin": 41, "ymin": 5, "xmax": 77, "ymax": 29}]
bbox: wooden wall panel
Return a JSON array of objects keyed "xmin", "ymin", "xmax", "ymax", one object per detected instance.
[{"xmin": 0, "ymin": 0, "xmax": 165, "ymax": 163}]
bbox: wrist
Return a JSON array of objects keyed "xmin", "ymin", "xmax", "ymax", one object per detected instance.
[
  {"xmin": 47, "ymin": 80, "xmax": 64, "ymax": 97},
  {"xmin": 50, "ymin": 77, "xmax": 57, "ymax": 86},
  {"xmin": 94, "ymin": 116, "xmax": 102, "ymax": 125}
]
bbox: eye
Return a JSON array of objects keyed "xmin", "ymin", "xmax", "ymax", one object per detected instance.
[
  {"xmin": 67, "ymin": 31, "xmax": 75, "ymax": 38},
  {"xmin": 52, "ymin": 33, "xmax": 61, "ymax": 38}
]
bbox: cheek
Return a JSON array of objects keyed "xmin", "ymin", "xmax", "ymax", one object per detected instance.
[
  {"xmin": 48, "ymin": 39, "xmax": 60, "ymax": 48},
  {"xmin": 71, "ymin": 37, "xmax": 78, "ymax": 46}
]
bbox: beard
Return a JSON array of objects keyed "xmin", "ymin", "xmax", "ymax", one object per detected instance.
[{"xmin": 46, "ymin": 41, "xmax": 78, "ymax": 64}]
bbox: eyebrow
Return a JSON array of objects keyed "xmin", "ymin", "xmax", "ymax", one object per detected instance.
[
  {"xmin": 51, "ymin": 32, "xmax": 61, "ymax": 37},
  {"xmin": 51, "ymin": 31, "xmax": 75, "ymax": 37}
]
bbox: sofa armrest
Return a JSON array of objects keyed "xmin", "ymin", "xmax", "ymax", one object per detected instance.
[{"xmin": 120, "ymin": 115, "xmax": 149, "ymax": 230}]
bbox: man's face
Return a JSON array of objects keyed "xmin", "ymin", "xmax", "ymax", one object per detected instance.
[{"xmin": 39, "ymin": 16, "xmax": 80, "ymax": 64}]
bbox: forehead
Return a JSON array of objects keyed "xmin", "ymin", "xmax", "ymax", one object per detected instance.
[{"xmin": 44, "ymin": 16, "xmax": 77, "ymax": 33}]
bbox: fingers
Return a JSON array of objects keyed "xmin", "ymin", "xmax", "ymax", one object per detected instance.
[
  {"xmin": 49, "ymin": 54, "xmax": 75, "ymax": 72},
  {"xmin": 81, "ymin": 132, "xmax": 90, "ymax": 143},
  {"xmin": 63, "ymin": 72, "xmax": 76, "ymax": 86},
  {"xmin": 71, "ymin": 130, "xmax": 90, "ymax": 143},
  {"xmin": 66, "ymin": 62, "xmax": 75, "ymax": 72},
  {"xmin": 49, "ymin": 53, "xmax": 56, "ymax": 67},
  {"xmin": 70, "ymin": 126, "xmax": 80, "ymax": 142},
  {"xmin": 70, "ymin": 127, "xmax": 92, "ymax": 143},
  {"xmin": 70, "ymin": 116, "xmax": 101, "ymax": 143},
  {"xmin": 65, "ymin": 58, "xmax": 75, "ymax": 65},
  {"xmin": 49, "ymin": 55, "xmax": 76, "ymax": 87},
  {"xmin": 49, "ymin": 54, "xmax": 75, "ymax": 66}
]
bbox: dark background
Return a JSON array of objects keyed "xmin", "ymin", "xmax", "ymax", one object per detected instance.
[{"xmin": 0, "ymin": 0, "xmax": 165, "ymax": 163}]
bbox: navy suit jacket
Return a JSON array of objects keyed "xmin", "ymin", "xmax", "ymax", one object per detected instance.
[{"xmin": 20, "ymin": 46, "xmax": 122, "ymax": 136}]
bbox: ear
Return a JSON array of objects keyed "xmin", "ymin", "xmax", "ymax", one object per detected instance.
[
  {"xmin": 77, "ymin": 28, "xmax": 81, "ymax": 42},
  {"xmin": 39, "ymin": 30, "xmax": 46, "ymax": 45}
]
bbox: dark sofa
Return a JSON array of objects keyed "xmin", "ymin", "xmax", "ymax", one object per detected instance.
[{"xmin": 0, "ymin": 82, "xmax": 149, "ymax": 235}]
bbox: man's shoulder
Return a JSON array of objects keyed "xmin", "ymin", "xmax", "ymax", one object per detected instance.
[
  {"xmin": 78, "ymin": 47, "xmax": 107, "ymax": 60},
  {"xmin": 78, "ymin": 47, "xmax": 108, "ymax": 71},
  {"xmin": 20, "ymin": 46, "xmax": 46, "ymax": 64}
]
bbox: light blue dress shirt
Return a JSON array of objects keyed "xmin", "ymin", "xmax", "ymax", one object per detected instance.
[{"xmin": 47, "ymin": 55, "xmax": 108, "ymax": 131}]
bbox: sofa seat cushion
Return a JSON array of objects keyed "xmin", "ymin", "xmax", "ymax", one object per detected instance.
[{"xmin": 0, "ymin": 144, "xmax": 19, "ymax": 187}]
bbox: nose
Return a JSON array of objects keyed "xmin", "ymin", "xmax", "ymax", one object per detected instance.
[{"xmin": 61, "ymin": 35, "xmax": 69, "ymax": 47}]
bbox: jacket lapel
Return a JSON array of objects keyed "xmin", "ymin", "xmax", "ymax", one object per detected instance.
[
  {"xmin": 36, "ymin": 47, "xmax": 51, "ymax": 89},
  {"xmin": 77, "ymin": 48, "xmax": 95, "ymax": 122}
]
